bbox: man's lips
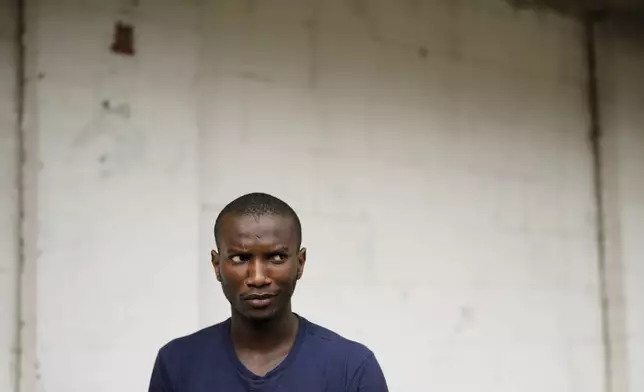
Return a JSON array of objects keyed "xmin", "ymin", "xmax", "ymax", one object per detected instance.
[{"xmin": 242, "ymin": 293, "xmax": 277, "ymax": 308}]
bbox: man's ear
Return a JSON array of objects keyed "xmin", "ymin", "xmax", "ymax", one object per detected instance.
[
  {"xmin": 211, "ymin": 249, "xmax": 222, "ymax": 282},
  {"xmin": 296, "ymin": 247, "xmax": 306, "ymax": 280}
]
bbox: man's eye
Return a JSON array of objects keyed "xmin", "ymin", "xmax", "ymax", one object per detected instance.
[
  {"xmin": 230, "ymin": 255, "xmax": 248, "ymax": 263},
  {"xmin": 270, "ymin": 254, "xmax": 287, "ymax": 262}
]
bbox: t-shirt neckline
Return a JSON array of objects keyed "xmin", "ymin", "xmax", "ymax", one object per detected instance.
[{"xmin": 222, "ymin": 313, "xmax": 308, "ymax": 384}]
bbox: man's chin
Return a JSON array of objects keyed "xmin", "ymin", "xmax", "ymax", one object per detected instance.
[{"xmin": 240, "ymin": 306, "xmax": 280, "ymax": 322}]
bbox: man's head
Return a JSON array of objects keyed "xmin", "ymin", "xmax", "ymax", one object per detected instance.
[{"xmin": 211, "ymin": 192, "xmax": 306, "ymax": 322}]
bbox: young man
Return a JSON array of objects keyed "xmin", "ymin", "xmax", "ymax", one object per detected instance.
[{"xmin": 148, "ymin": 192, "xmax": 388, "ymax": 391}]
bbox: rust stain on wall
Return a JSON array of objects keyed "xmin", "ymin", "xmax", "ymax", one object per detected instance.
[{"xmin": 111, "ymin": 22, "xmax": 135, "ymax": 56}]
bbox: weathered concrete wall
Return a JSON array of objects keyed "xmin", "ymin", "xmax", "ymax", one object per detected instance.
[
  {"xmin": 0, "ymin": 0, "xmax": 19, "ymax": 391},
  {"xmin": 597, "ymin": 19, "xmax": 644, "ymax": 392},
  {"xmin": 10, "ymin": 0, "xmax": 619, "ymax": 391},
  {"xmin": 198, "ymin": 1, "xmax": 600, "ymax": 392},
  {"xmin": 24, "ymin": 1, "xmax": 202, "ymax": 391}
]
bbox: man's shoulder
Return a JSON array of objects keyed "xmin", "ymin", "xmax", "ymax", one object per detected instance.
[
  {"xmin": 157, "ymin": 319, "xmax": 227, "ymax": 361},
  {"xmin": 299, "ymin": 316, "xmax": 386, "ymax": 388},
  {"xmin": 301, "ymin": 316, "xmax": 375, "ymax": 361}
]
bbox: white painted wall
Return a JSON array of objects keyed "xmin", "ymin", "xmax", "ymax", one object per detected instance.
[
  {"xmin": 10, "ymin": 0, "xmax": 634, "ymax": 391},
  {"xmin": 198, "ymin": 1, "xmax": 601, "ymax": 392},
  {"xmin": 0, "ymin": 0, "xmax": 18, "ymax": 391},
  {"xmin": 25, "ymin": 1, "xmax": 202, "ymax": 391},
  {"xmin": 597, "ymin": 20, "xmax": 644, "ymax": 392}
]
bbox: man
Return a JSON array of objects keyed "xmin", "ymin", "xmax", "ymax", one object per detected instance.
[{"xmin": 148, "ymin": 192, "xmax": 388, "ymax": 391}]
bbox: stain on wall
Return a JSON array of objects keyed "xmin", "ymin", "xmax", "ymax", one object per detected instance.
[
  {"xmin": 111, "ymin": 22, "xmax": 136, "ymax": 56},
  {"xmin": 73, "ymin": 99, "xmax": 144, "ymax": 178}
]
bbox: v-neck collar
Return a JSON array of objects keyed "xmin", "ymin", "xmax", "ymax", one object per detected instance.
[{"xmin": 222, "ymin": 314, "xmax": 308, "ymax": 384}]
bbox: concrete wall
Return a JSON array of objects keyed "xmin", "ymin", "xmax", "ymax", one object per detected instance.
[
  {"xmin": 198, "ymin": 1, "xmax": 601, "ymax": 392},
  {"xmin": 0, "ymin": 0, "xmax": 18, "ymax": 391},
  {"xmin": 597, "ymin": 20, "xmax": 644, "ymax": 392},
  {"xmin": 4, "ymin": 0, "xmax": 621, "ymax": 391},
  {"xmin": 24, "ymin": 1, "xmax": 202, "ymax": 391}
]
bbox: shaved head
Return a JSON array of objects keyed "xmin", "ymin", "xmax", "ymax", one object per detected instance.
[{"xmin": 214, "ymin": 192, "xmax": 302, "ymax": 250}]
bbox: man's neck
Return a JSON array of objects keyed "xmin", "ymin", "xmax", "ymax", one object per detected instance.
[{"xmin": 230, "ymin": 307, "xmax": 299, "ymax": 352}]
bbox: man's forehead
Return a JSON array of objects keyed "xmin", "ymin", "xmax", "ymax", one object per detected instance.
[{"xmin": 219, "ymin": 214, "xmax": 296, "ymax": 242}]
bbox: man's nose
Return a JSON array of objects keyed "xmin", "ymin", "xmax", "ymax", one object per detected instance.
[{"xmin": 246, "ymin": 258, "xmax": 271, "ymax": 287}]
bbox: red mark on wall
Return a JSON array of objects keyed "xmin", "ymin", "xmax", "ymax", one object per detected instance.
[{"xmin": 111, "ymin": 22, "xmax": 135, "ymax": 56}]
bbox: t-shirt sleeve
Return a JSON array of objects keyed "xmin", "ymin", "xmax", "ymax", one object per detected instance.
[
  {"xmin": 348, "ymin": 353, "xmax": 389, "ymax": 392},
  {"xmin": 148, "ymin": 349, "xmax": 174, "ymax": 392}
]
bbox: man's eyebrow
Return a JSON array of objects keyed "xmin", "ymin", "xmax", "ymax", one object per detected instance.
[
  {"xmin": 267, "ymin": 246, "xmax": 290, "ymax": 253},
  {"xmin": 225, "ymin": 247, "xmax": 249, "ymax": 253},
  {"xmin": 225, "ymin": 246, "xmax": 290, "ymax": 253}
]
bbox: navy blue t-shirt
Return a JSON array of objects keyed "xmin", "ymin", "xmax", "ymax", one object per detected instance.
[{"xmin": 148, "ymin": 315, "xmax": 388, "ymax": 392}]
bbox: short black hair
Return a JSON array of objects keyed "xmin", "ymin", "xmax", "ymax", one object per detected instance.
[{"xmin": 213, "ymin": 192, "xmax": 302, "ymax": 250}]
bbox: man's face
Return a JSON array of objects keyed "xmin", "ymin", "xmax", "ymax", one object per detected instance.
[{"xmin": 212, "ymin": 213, "xmax": 306, "ymax": 322}]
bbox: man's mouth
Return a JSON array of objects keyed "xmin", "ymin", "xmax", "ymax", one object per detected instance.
[{"xmin": 243, "ymin": 293, "xmax": 276, "ymax": 308}]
